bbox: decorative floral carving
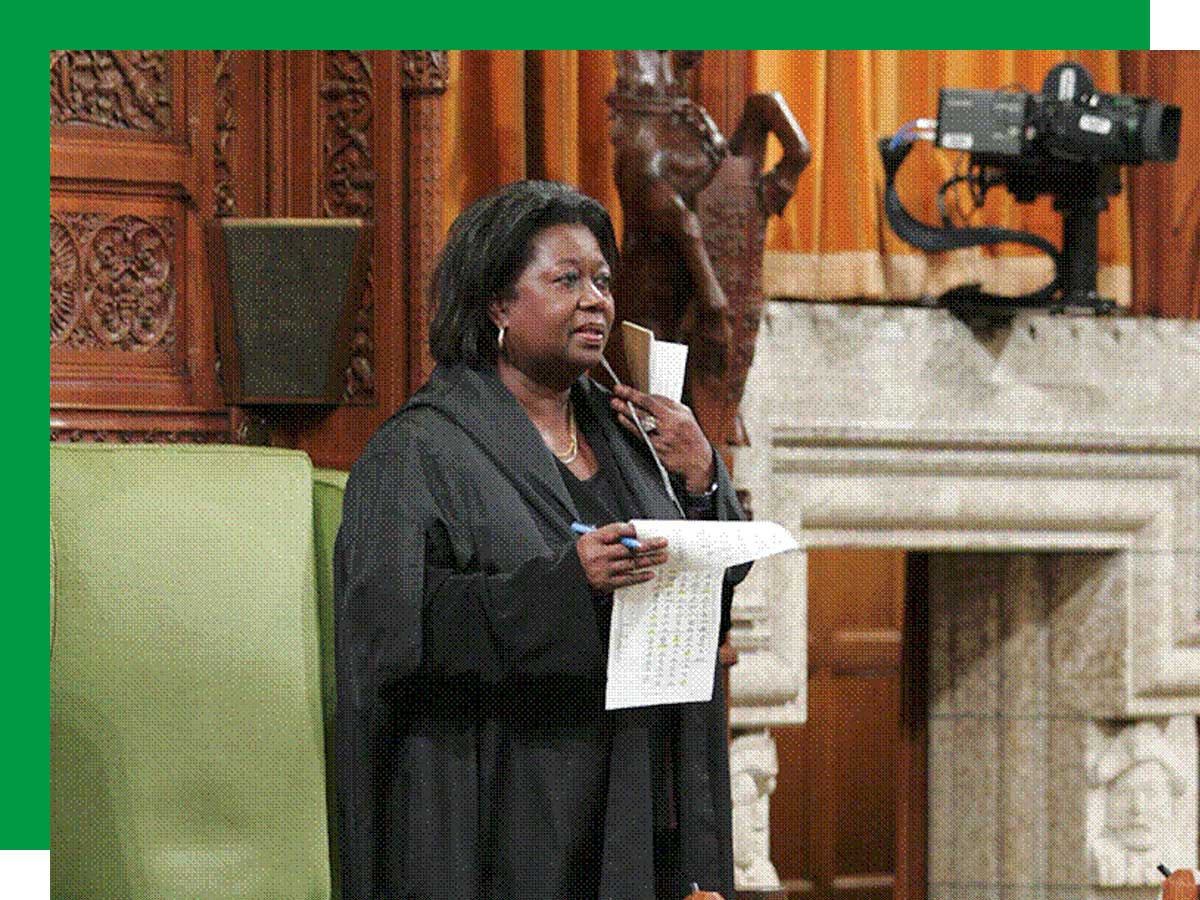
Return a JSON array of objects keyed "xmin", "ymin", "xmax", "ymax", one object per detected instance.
[
  {"xmin": 400, "ymin": 51, "xmax": 448, "ymax": 95},
  {"xmin": 213, "ymin": 50, "xmax": 236, "ymax": 216},
  {"xmin": 50, "ymin": 50, "xmax": 172, "ymax": 133},
  {"xmin": 50, "ymin": 217, "xmax": 81, "ymax": 343},
  {"xmin": 322, "ymin": 52, "xmax": 374, "ymax": 220},
  {"xmin": 321, "ymin": 51, "xmax": 375, "ymax": 400},
  {"xmin": 50, "ymin": 212, "xmax": 176, "ymax": 352},
  {"xmin": 50, "ymin": 428, "xmax": 222, "ymax": 444}
]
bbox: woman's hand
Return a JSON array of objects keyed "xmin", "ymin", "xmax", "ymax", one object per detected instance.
[
  {"xmin": 610, "ymin": 384, "xmax": 715, "ymax": 493},
  {"xmin": 575, "ymin": 522, "xmax": 669, "ymax": 593}
]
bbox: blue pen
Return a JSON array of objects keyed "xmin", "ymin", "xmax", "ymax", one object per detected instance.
[{"xmin": 571, "ymin": 521, "xmax": 642, "ymax": 551}]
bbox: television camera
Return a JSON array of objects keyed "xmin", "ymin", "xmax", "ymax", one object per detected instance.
[{"xmin": 879, "ymin": 62, "xmax": 1181, "ymax": 314}]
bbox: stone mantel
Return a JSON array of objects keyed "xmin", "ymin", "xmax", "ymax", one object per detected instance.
[
  {"xmin": 726, "ymin": 301, "xmax": 1200, "ymax": 896},
  {"xmin": 730, "ymin": 301, "xmax": 1200, "ymax": 722},
  {"xmin": 748, "ymin": 302, "xmax": 1199, "ymax": 451}
]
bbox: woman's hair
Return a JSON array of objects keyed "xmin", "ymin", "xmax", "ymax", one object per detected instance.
[{"xmin": 428, "ymin": 179, "xmax": 619, "ymax": 367}]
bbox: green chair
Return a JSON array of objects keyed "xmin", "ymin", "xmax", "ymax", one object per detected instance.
[{"xmin": 50, "ymin": 443, "xmax": 347, "ymax": 900}]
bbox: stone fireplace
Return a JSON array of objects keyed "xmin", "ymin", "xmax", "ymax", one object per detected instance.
[{"xmin": 726, "ymin": 302, "xmax": 1200, "ymax": 898}]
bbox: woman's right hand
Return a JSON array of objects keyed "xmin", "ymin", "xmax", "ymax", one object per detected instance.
[{"xmin": 575, "ymin": 522, "xmax": 669, "ymax": 593}]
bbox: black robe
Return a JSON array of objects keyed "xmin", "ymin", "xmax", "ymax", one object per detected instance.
[{"xmin": 333, "ymin": 362, "xmax": 749, "ymax": 900}]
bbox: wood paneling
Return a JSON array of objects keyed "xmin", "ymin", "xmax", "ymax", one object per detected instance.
[
  {"xmin": 51, "ymin": 50, "xmax": 220, "ymax": 419},
  {"xmin": 271, "ymin": 51, "xmax": 448, "ymax": 470},
  {"xmin": 771, "ymin": 549, "xmax": 909, "ymax": 900},
  {"xmin": 213, "ymin": 50, "xmax": 267, "ymax": 219},
  {"xmin": 1121, "ymin": 51, "xmax": 1200, "ymax": 320},
  {"xmin": 51, "ymin": 50, "xmax": 446, "ymax": 455},
  {"xmin": 895, "ymin": 553, "xmax": 928, "ymax": 900}
]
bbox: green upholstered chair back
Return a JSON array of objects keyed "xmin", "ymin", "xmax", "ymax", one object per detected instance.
[
  {"xmin": 311, "ymin": 467, "xmax": 347, "ymax": 900},
  {"xmin": 50, "ymin": 444, "xmax": 332, "ymax": 900}
]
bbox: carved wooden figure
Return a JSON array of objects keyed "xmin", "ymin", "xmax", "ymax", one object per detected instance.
[
  {"xmin": 608, "ymin": 51, "xmax": 730, "ymax": 380},
  {"xmin": 692, "ymin": 90, "xmax": 809, "ymax": 458},
  {"xmin": 608, "ymin": 51, "xmax": 810, "ymax": 463}
]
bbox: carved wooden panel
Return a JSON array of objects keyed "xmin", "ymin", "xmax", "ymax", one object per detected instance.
[
  {"xmin": 50, "ymin": 50, "xmax": 447, "ymax": 457},
  {"xmin": 212, "ymin": 51, "xmax": 267, "ymax": 220},
  {"xmin": 51, "ymin": 210, "xmax": 176, "ymax": 352},
  {"xmin": 51, "ymin": 409, "xmax": 230, "ymax": 444},
  {"xmin": 322, "ymin": 52, "xmax": 375, "ymax": 220},
  {"xmin": 398, "ymin": 52, "xmax": 448, "ymax": 391},
  {"xmin": 266, "ymin": 51, "xmax": 446, "ymax": 469},
  {"xmin": 321, "ymin": 50, "xmax": 376, "ymax": 402},
  {"xmin": 213, "ymin": 50, "xmax": 236, "ymax": 216},
  {"xmin": 51, "ymin": 428, "xmax": 224, "ymax": 443},
  {"xmin": 50, "ymin": 193, "xmax": 186, "ymax": 371},
  {"xmin": 51, "ymin": 50, "xmax": 219, "ymax": 417},
  {"xmin": 51, "ymin": 50, "xmax": 173, "ymax": 134},
  {"xmin": 401, "ymin": 50, "xmax": 448, "ymax": 94}
]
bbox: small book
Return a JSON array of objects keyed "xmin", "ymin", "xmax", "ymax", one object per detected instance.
[{"xmin": 621, "ymin": 321, "xmax": 689, "ymax": 403}]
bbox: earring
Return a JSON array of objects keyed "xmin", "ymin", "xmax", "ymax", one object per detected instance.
[{"xmin": 497, "ymin": 324, "xmax": 507, "ymax": 353}]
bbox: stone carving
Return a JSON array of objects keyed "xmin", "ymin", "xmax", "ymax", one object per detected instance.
[
  {"xmin": 213, "ymin": 50, "xmax": 236, "ymax": 217},
  {"xmin": 51, "ymin": 212, "xmax": 176, "ymax": 352},
  {"xmin": 321, "ymin": 50, "xmax": 375, "ymax": 401},
  {"xmin": 400, "ymin": 50, "xmax": 449, "ymax": 95},
  {"xmin": 733, "ymin": 301, "xmax": 1200, "ymax": 897},
  {"xmin": 727, "ymin": 578, "xmax": 801, "ymax": 709},
  {"xmin": 1087, "ymin": 718, "xmax": 1196, "ymax": 886},
  {"xmin": 727, "ymin": 313, "xmax": 809, "ymax": 733},
  {"xmin": 730, "ymin": 730, "xmax": 782, "ymax": 891},
  {"xmin": 50, "ymin": 51, "xmax": 171, "ymax": 133},
  {"xmin": 609, "ymin": 51, "xmax": 809, "ymax": 453}
]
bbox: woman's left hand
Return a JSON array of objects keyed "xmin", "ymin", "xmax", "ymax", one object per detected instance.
[{"xmin": 610, "ymin": 384, "xmax": 715, "ymax": 494}]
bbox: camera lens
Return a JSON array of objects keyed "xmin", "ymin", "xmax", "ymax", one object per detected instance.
[{"xmin": 1141, "ymin": 102, "xmax": 1182, "ymax": 162}]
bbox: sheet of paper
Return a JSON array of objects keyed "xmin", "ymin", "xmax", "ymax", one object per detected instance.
[
  {"xmin": 648, "ymin": 339, "xmax": 688, "ymax": 404},
  {"xmin": 620, "ymin": 321, "xmax": 653, "ymax": 394},
  {"xmin": 605, "ymin": 520, "xmax": 799, "ymax": 710},
  {"xmin": 620, "ymin": 321, "xmax": 688, "ymax": 404}
]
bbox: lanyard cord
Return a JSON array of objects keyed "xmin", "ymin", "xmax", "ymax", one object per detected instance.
[{"xmin": 598, "ymin": 356, "xmax": 685, "ymax": 518}]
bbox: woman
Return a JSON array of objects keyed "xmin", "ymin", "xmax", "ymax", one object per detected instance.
[{"xmin": 334, "ymin": 180, "xmax": 750, "ymax": 900}]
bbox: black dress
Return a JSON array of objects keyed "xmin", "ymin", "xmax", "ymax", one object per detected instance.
[{"xmin": 333, "ymin": 363, "xmax": 748, "ymax": 900}]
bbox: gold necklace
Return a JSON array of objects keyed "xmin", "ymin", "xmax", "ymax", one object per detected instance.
[{"xmin": 553, "ymin": 403, "xmax": 578, "ymax": 464}]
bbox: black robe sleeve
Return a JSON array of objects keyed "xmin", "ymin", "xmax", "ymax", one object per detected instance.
[
  {"xmin": 419, "ymin": 517, "xmax": 603, "ymax": 680},
  {"xmin": 336, "ymin": 445, "xmax": 601, "ymax": 690}
]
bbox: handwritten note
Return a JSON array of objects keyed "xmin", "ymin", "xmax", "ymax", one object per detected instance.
[{"xmin": 605, "ymin": 520, "xmax": 799, "ymax": 710}]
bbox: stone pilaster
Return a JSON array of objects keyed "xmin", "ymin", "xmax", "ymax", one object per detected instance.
[{"xmin": 928, "ymin": 552, "xmax": 1198, "ymax": 900}]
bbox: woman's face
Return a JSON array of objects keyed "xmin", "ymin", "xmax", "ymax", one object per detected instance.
[{"xmin": 492, "ymin": 223, "xmax": 614, "ymax": 386}]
